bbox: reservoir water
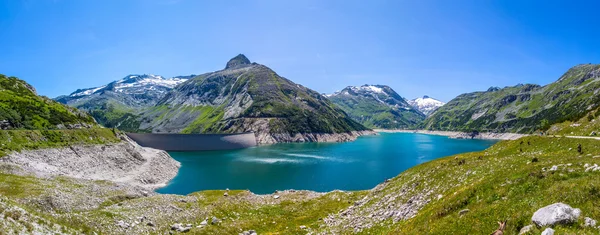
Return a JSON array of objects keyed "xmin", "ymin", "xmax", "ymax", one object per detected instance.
[{"xmin": 157, "ymin": 133, "xmax": 497, "ymax": 195}]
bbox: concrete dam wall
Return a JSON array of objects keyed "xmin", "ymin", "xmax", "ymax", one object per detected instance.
[{"xmin": 126, "ymin": 132, "xmax": 257, "ymax": 151}]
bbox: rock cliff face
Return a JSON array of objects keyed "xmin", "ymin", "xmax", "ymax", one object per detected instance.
[
  {"xmin": 255, "ymin": 129, "xmax": 376, "ymax": 145},
  {"xmin": 0, "ymin": 134, "xmax": 179, "ymax": 190}
]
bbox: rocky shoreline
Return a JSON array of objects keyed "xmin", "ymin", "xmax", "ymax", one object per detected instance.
[
  {"xmin": 0, "ymin": 128, "xmax": 376, "ymax": 191},
  {"xmin": 256, "ymin": 130, "xmax": 378, "ymax": 145},
  {"xmin": 374, "ymin": 129, "xmax": 527, "ymax": 140},
  {"xmin": 0, "ymin": 134, "xmax": 180, "ymax": 190}
]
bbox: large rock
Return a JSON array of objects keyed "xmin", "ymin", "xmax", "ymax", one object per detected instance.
[
  {"xmin": 0, "ymin": 120, "xmax": 11, "ymax": 130},
  {"xmin": 116, "ymin": 220, "xmax": 129, "ymax": 229},
  {"xmin": 240, "ymin": 230, "xmax": 258, "ymax": 235},
  {"xmin": 171, "ymin": 223, "xmax": 191, "ymax": 232},
  {"xmin": 531, "ymin": 203, "xmax": 581, "ymax": 227},
  {"xmin": 584, "ymin": 217, "xmax": 597, "ymax": 227},
  {"xmin": 211, "ymin": 216, "xmax": 221, "ymax": 225}
]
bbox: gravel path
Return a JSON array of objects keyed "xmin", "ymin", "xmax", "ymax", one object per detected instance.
[{"xmin": 565, "ymin": 135, "xmax": 600, "ymax": 140}]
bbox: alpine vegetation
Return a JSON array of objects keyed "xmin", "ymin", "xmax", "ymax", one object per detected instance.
[{"xmin": 423, "ymin": 64, "xmax": 600, "ymax": 133}]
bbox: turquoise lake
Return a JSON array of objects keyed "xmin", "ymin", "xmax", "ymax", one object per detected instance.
[{"xmin": 157, "ymin": 133, "xmax": 497, "ymax": 195}]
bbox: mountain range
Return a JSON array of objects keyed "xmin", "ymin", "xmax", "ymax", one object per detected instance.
[
  {"xmin": 54, "ymin": 55, "xmax": 600, "ymax": 137},
  {"xmin": 327, "ymin": 85, "xmax": 426, "ymax": 129},
  {"xmin": 57, "ymin": 54, "xmax": 372, "ymax": 144}
]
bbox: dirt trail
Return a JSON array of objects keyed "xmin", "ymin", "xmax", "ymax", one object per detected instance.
[{"xmin": 565, "ymin": 135, "xmax": 600, "ymax": 140}]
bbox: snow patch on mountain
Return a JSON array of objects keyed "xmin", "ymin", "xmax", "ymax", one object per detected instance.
[
  {"xmin": 69, "ymin": 74, "xmax": 190, "ymax": 97},
  {"xmin": 363, "ymin": 85, "xmax": 384, "ymax": 93},
  {"xmin": 407, "ymin": 96, "xmax": 445, "ymax": 116},
  {"xmin": 327, "ymin": 85, "xmax": 389, "ymax": 98},
  {"xmin": 113, "ymin": 76, "xmax": 186, "ymax": 93},
  {"xmin": 348, "ymin": 85, "xmax": 385, "ymax": 94},
  {"xmin": 70, "ymin": 86, "xmax": 107, "ymax": 97}
]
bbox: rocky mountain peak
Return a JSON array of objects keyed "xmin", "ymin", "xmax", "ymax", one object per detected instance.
[
  {"xmin": 407, "ymin": 96, "xmax": 445, "ymax": 116},
  {"xmin": 487, "ymin": 87, "xmax": 501, "ymax": 92},
  {"xmin": 226, "ymin": 54, "xmax": 251, "ymax": 69}
]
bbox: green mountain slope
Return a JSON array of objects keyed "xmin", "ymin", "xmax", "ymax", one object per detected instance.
[
  {"xmin": 56, "ymin": 91, "xmax": 145, "ymax": 132},
  {"xmin": 328, "ymin": 85, "xmax": 425, "ymax": 129},
  {"xmin": 135, "ymin": 54, "xmax": 371, "ymax": 143},
  {"xmin": 547, "ymin": 107, "xmax": 600, "ymax": 136},
  {"xmin": 423, "ymin": 64, "xmax": 600, "ymax": 133},
  {"xmin": 0, "ymin": 74, "xmax": 119, "ymax": 156},
  {"xmin": 0, "ymin": 74, "xmax": 95, "ymax": 130}
]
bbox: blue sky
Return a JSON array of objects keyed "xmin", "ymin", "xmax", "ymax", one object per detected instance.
[{"xmin": 1, "ymin": 0, "xmax": 599, "ymax": 101}]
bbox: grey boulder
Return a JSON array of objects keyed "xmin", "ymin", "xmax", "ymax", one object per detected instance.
[
  {"xmin": 531, "ymin": 203, "xmax": 581, "ymax": 227},
  {"xmin": 584, "ymin": 217, "xmax": 597, "ymax": 227},
  {"xmin": 116, "ymin": 220, "xmax": 130, "ymax": 229},
  {"xmin": 171, "ymin": 223, "xmax": 191, "ymax": 232}
]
